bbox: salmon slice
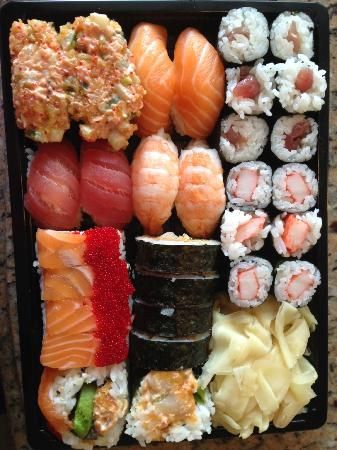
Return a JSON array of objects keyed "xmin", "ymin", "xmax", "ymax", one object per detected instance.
[
  {"xmin": 172, "ymin": 28, "xmax": 225, "ymax": 139},
  {"xmin": 42, "ymin": 266, "xmax": 93, "ymax": 301},
  {"xmin": 225, "ymin": 126, "xmax": 247, "ymax": 148},
  {"xmin": 235, "ymin": 169, "xmax": 258, "ymax": 201},
  {"xmin": 45, "ymin": 299, "xmax": 96, "ymax": 336},
  {"xmin": 233, "ymin": 75, "xmax": 260, "ymax": 99},
  {"xmin": 287, "ymin": 270, "xmax": 313, "ymax": 300},
  {"xmin": 38, "ymin": 368, "xmax": 72, "ymax": 435},
  {"xmin": 286, "ymin": 173, "xmax": 310, "ymax": 203},
  {"xmin": 36, "ymin": 229, "xmax": 86, "ymax": 269},
  {"xmin": 295, "ymin": 68, "xmax": 313, "ymax": 92},
  {"xmin": 284, "ymin": 120, "xmax": 311, "ymax": 150},
  {"xmin": 235, "ymin": 217, "xmax": 265, "ymax": 243},
  {"xmin": 282, "ymin": 214, "xmax": 309, "ymax": 254},
  {"xmin": 40, "ymin": 333, "xmax": 97, "ymax": 369},
  {"xmin": 129, "ymin": 23, "xmax": 175, "ymax": 137},
  {"xmin": 287, "ymin": 21, "xmax": 301, "ymax": 53},
  {"xmin": 238, "ymin": 268, "xmax": 259, "ymax": 301}
]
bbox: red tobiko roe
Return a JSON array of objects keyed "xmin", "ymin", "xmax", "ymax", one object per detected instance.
[{"xmin": 84, "ymin": 227, "xmax": 134, "ymax": 366}]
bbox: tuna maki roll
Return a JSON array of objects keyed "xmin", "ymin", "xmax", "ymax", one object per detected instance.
[
  {"xmin": 271, "ymin": 210, "xmax": 322, "ymax": 258},
  {"xmin": 228, "ymin": 256, "xmax": 273, "ymax": 308},
  {"xmin": 275, "ymin": 54, "xmax": 327, "ymax": 113},
  {"xmin": 219, "ymin": 114, "xmax": 269, "ymax": 163},
  {"xmin": 226, "ymin": 161, "xmax": 272, "ymax": 210},
  {"xmin": 125, "ymin": 370, "xmax": 214, "ymax": 444},
  {"xmin": 274, "ymin": 260, "xmax": 321, "ymax": 307},
  {"xmin": 272, "ymin": 163, "xmax": 318, "ymax": 212},
  {"xmin": 270, "ymin": 12, "xmax": 314, "ymax": 61},
  {"xmin": 271, "ymin": 115, "xmax": 318, "ymax": 162},
  {"xmin": 220, "ymin": 209, "xmax": 271, "ymax": 260},
  {"xmin": 226, "ymin": 62, "xmax": 276, "ymax": 118},
  {"xmin": 217, "ymin": 7, "xmax": 269, "ymax": 64}
]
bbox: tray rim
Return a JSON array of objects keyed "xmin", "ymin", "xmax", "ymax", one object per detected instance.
[{"xmin": 0, "ymin": 1, "xmax": 329, "ymax": 449}]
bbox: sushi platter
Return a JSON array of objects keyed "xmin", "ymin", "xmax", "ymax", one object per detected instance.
[{"xmin": 0, "ymin": 0, "xmax": 329, "ymax": 449}]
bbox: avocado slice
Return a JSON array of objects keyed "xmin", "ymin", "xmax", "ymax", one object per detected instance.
[{"xmin": 73, "ymin": 383, "xmax": 96, "ymax": 439}]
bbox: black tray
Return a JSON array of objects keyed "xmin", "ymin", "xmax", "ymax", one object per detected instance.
[{"xmin": 0, "ymin": 1, "xmax": 329, "ymax": 449}]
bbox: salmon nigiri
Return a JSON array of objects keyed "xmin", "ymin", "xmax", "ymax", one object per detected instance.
[
  {"xmin": 131, "ymin": 130, "xmax": 179, "ymax": 235},
  {"xmin": 129, "ymin": 23, "xmax": 175, "ymax": 137},
  {"xmin": 176, "ymin": 141, "xmax": 226, "ymax": 238},
  {"xmin": 172, "ymin": 28, "xmax": 225, "ymax": 139}
]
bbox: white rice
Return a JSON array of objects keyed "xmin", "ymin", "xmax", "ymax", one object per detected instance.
[
  {"xmin": 228, "ymin": 256, "xmax": 273, "ymax": 308},
  {"xmin": 274, "ymin": 260, "xmax": 321, "ymax": 307},
  {"xmin": 48, "ymin": 363, "xmax": 128, "ymax": 450},
  {"xmin": 220, "ymin": 209, "xmax": 271, "ymax": 260},
  {"xmin": 226, "ymin": 161, "xmax": 272, "ymax": 210},
  {"xmin": 219, "ymin": 114, "xmax": 269, "ymax": 163},
  {"xmin": 217, "ymin": 7, "xmax": 269, "ymax": 64},
  {"xmin": 271, "ymin": 210, "xmax": 322, "ymax": 258},
  {"xmin": 271, "ymin": 115, "xmax": 318, "ymax": 162},
  {"xmin": 274, "ymin": 54, "xmax": 327, "ymax": 113},
  {"xmin": 270, "ymin": 12, "xmax": 314, "ymax": 60},
  {"xmin": 226, "ymin": 60, "xmax": 276, "ymax": 118},
  {"xmin": 272, "ymin": 163, "xmax": 318, "ymax": 212}
]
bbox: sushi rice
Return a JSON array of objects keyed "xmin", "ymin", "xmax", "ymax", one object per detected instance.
[
  {"xmin": 274, "ymin": 54, "xmax": 327, "ymax": 113},
  {"xmin": 274, "ymin": 260, "xmax": 321, "ymax": 307},
  {"xmin": 271, "ymin": 115, "xmax": 318, "ymax": 162},
  {"xmin": 270, "ymin": 12, "xmax": 314, "ymax": 61},
  {"xmin": 219, "ymin": 114, "xmax": 269, "ymax": 163},
  {"xmin": 226, "ymin": 60, "xmax": 276, "ymax": 118},
  {"xmin": 217, "ymin": 7, "xmax": 269, "ymax": 64}
]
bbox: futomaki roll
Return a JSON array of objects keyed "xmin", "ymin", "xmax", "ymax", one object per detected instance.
[
  {"xmin": 274, "ymin": 260, "xmax": 321, "ymax": 307},
  {"xmin": 228, "ymin": 256, "xmax": 273, "ymax": 308},
  {"xmin": 219, "ymin": 114, "xmax": 269, "ymax": 163},
  {"xmin": 226, "ymin": 161, "xmax": 272, "ymax": 210},
  {"xmin": 271, "ymin": 210, "xmax": 322, "ymax": 258},
  {"xmin": 275, "ymin": 54, "xmax": 327, "ymax": 113},
  {"xmin": 270, "ymin": 12, "xmax": 314, "ymax": 61},
  {"xmin": 272, "ymin": 163, "xmax": 318, "ymax": 212},
  {"xmin": 226, "ymin": 62, "xmax": 276, "ymax": 118},
  {"xmin": 220, "ymin": 209, "xmax": 271, "ymax": 260},
  {"xmin": 271, "ymin": 115, "xmax": 318, "ymax": 162},
  {"xmin": 217, "ymin": 7, "xmax": 269, "ymax": 64}
]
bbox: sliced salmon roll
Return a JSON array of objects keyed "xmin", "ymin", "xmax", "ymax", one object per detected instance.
[
  {"xmin": 129, "ymin": 23, "xmax": 175, "ymax": 137},
  {"xmin": 228, "ymin": 256, "xmax": 273, "ymax": 308},
  {"xmin": 271, "ymin": 210, "xmax": 322, "ymax": 258},
  {"xmin": 172, "ymin": 28, "xmax": 225, "ymax": 139},
  {"xmin": 41, "ymin": 266, "xmax": 94, "ymax": 301}
]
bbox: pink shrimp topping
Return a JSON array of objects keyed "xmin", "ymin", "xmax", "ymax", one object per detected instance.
[
  {"xmin": 287, "ymin": 270, "xmax": 313, "ymax": 300},
  {"xmin": 287, "ymin": 21, "xmax": 301, "ymax": 54},
  {"xmin": 235, "ymin": 217, "xmax": 266, "ymax": 243},
  {"xmin": 282, "ymin": 214, "xmax": 309, "ymax": 254},
  {"xmin": 235, "ymin": 169, "xmax": 259, "ymax": 201},
  {"xmin": 286, "ymin": 173, "xmax": 310, "ymax": 203},
  {"xmin": 238, "ymin": 268, "xmax": 259, "ymax": 301}
]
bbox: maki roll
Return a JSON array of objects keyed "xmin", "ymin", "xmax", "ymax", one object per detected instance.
[
  {"xmin": 38, "ymin": 364, "xmax": 128, "ymax": 450},
  {"xmin": 220, "ymin": 209, "xmax": 271, "ymax": 260},
  {"xmin": 270, "ymin": 12, "xmax": 314, "ymax": 61},
  {"xmin": 228, "ymin": 256, "xmax": 273, "ymax": 308},
  {"xmin": 226, "ymin": 161, "xmax": 272, "ymax": 210},
  {"xmin": 271, "ymin": 210, "xmax": 322, "ymax": 258},
  {"xmin": 219, "ymin": 114, "xmax": 269, "ymax": 163},
  {"xmin": 274, "ymin": 260, "xmax": 321, "ymax": 307},
  {"xmin": 272, "ymin": 163, "xmax": 318, "ymax": 212},
  {"xmin": 135, "ymin": 233, "xmax": 221, "ymax": 275},
  {"xmin": 125, "ymin": 370, "xmax": 214, "ymax": 444},
  {"xmin": 217, "ymin": 7, "xmax": 269, "ymax": 64},
  {"xmin": 275, "ymin": 54, "xmax": 327, "ymax": 113},
  {"xmin": 271, "ymin": 115, "xmax": 318, "ymax": 162},
  {"xmin": 226, "ymin": 62, "xmax": 276, "ymax": 118}
]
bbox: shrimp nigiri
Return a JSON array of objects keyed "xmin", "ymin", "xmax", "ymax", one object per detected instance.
[
  {"xmin": 176, "ymin": 141, "xmax": 226, "ymax": 238},
  {"xmin": 129, "ymin": 23, "xmax": 175, "ymax": 137},
  {"xmin": 172, "ymin": 28, "xmax": 225, "ymax": 139},
  {"xmin": 131, "ymin": 130, "xmax": 179, "ymax": 236}
]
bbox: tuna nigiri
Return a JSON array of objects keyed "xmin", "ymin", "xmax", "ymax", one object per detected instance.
[
  {"xmin": 24, "ymin": 141, "xmax": 81, "ymax": 229},
  {"xmin": 175, "ymin": 141, "xmax": 226, "ymax": 238},
  {"xmin": 172, "ymin": 28, "xmax": 225, "ymax": 139},
  {"xmin": 131, "ymin": 130, "xmax": 179, "ymax": 235},
  {"xmin": 129, "ymin": 23, "xmax": 175, "ymax": 137},
  {"xmin": 80, "ymin": 140, "xmax": 133, "ymax": 229}
]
